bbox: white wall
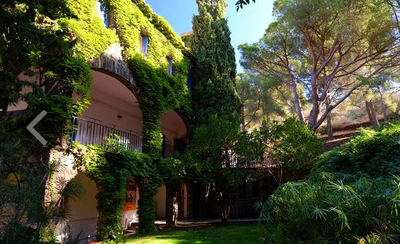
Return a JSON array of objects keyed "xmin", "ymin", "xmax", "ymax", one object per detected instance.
[{"xmin": 80, "ymin": 71, "xmax": 143, "ymax": 134}]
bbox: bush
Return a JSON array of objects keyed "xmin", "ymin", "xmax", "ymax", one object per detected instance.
[
  {"xmin": 314, "ymin": 123, "xmax": 400, "ymax": 177},
  {"xmin": 0, "ymin": 135, "xmax": 85, "ymax": 244},
  {"xmin": 261, "ymin": 173, "xmax": 400, "ymax": 243},
  {"xmin": 266, "ymin": 118, "xmax": 324, "ymax": 184},
  {"xmin": 260, "ymin": 122, "xmax": 400, "ymax": 243},
  {"xmin": 270, "ymin": 118, "xmax": 324, "ymax": 171}
]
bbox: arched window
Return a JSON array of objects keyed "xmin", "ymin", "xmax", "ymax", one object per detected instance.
[{"xmin": 96, "ymin": 0, "xmax": 109, "ymax": 28}]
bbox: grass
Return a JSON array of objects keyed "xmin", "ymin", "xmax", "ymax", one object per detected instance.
[{"xmin": 125, "ymin": 223, "xmax": 263, "ymax": 244}]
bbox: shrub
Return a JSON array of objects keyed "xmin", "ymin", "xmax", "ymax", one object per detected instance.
[
  {"xmin": 0, "ymin": 134, "xmax": 85, "ymax": 244},
  {"xmin": 270, "ymin": 118, "xmax": 324, "ymax": 171},
  {"xmin": 183, "ymin": 115, "xmax": 266, "ymax": 222},
  {"xmin": 260, "ymin": 122, "xmax": 400, "ymax": 243},
  {"xmin": 266, "ymin": 118, "xmax": 324, "ymax": 184},
  {"xmin": 314, "ymin": 123, "xmax": 400, "ymax": 177},
  {"xmin": 261, "ymin": 173, "xmax": 400, "ymax": 243}
]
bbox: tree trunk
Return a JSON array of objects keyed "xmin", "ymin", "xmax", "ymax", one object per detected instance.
[
  {"xmin": 379, "ymin": 87, "xmax": 387, "ymax": 122},
  {"xmin": 327, "ymin": 112, "xmax": 334, "ymax": 140},
  {"xmin": 308, "ymin": 76, "xmax": 320, "ymax": 129},
  {"xmin": 220, "ymin": 203, "xmax": 230, "ymax": 224},
  {"xmin": 165, "ymin": 184, "xmax": 179, "ymax": 226},
  {"xmin": 216, "ymin": 180, "xmax": 230, "ymax": 224},
  {"xmin": 290, "ymin": 78, "xmax": 304, "ymax": 122},
  {"xmin": 366, "ymin": 101, "xmax": 380, "ymax": 126},
  {"xmin": 241, "ymin": 107, "xmax": 246, "ymax": 132}
]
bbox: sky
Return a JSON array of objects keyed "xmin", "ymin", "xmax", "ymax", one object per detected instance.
[{"xmin": 145, "ymin": 0, "xmax": 274, "ymax": 73}]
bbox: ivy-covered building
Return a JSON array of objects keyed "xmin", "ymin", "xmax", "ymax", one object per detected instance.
[
  {"xmin": 2, "ymin": 0, "xmax": 267, "ymax": 243},
  {"xmin": 7, "ymin": 0, "xmax": 191, "ymax": 242}
]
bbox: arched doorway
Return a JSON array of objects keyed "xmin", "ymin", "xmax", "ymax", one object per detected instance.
[
  {"xmin": 154, "ymin": 110, "xmax": 189, "ymax": 220},
  {"xmin": 67, "ymin": 172, "xmax": 98, "ymax": 242}
]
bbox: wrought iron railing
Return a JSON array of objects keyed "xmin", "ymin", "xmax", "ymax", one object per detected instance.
[{"xmin": 71, "ymin": 116, "xmax": 143, "ymax": 152}]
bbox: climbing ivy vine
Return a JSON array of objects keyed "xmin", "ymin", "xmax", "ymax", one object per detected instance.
[
  {"xmin": 107, "ymin": 0, "xmax": 190, "ymax": 236},
  {"xmin": 70, "ymin": 135, "xmax": 185, "ymax": 241},
  {"xmin": 2, "ymin": 0, "xmax": 190, "ymax": 241},
  {"xmin": 0, "ymin": 0, "xmax": 103, "ymax": 243},
  {"xmin": 60, "ymin": 0, "xmax": 191, "ymax": 239},
  {"xmin": 59, "ymin": 0, "xmax": 117, "ymax": 60}
]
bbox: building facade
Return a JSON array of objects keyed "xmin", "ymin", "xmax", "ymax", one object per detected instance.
[
  {"xmin": 5, "ymin": 0, "xmax": 266, "ymax": 243},
  {"xmin": 8, "ymin": 0, "xmax": 190, "ymax": 242}
]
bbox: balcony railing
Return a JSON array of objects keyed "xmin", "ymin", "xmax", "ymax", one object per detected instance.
[{"xmin": 71, "ymin": 117, "xmax": 143, "ymax": 152}]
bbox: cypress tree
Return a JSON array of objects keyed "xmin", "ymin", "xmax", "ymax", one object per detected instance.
[
  {"xmin": 191, "ymin": 0, "xmax": 241, "ymax": 126},
  {"xmin": 186, "ymin": 0, "xmax": 250, "ymax": 222}
]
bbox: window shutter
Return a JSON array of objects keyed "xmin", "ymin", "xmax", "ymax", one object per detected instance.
[
  {"xmin": 187, "ymin": 73, "xmax": 192, "ymax": 89},
  {"xmin": 167, "ymin": 58, "xmax": 173, "ymax": 75},
  {"xmin": 141, "ymin": 36, "xmax": 149, "ymax": 56}
]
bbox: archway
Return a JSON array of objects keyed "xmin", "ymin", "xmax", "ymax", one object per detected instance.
[
  {"xmin": 160, "ymin": 110, "xmax": 188, "ymax": 158},
  {"xmin": 73, "ymin": 70, "xmax": 143, "ymax": 152},
  {"xmin": 154, "ymin": 110, "xmax": 189, "ymax": 222},
  {"xmin": 66, "ymin": 172, "xmax": 98, "ymax": 243}
]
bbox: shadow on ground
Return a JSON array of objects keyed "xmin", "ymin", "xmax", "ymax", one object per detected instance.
[{"xmin": 126, "ymin": 223, "xmax": 263, "ymax": 244}]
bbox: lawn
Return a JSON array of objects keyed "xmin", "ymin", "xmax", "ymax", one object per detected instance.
[{"xmin": 126, "ymin": 223, "xmax": 263, "ymax": 244}]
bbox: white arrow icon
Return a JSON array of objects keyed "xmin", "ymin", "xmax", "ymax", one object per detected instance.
[{"xmin": 27, "ymin": 110, "xmax": 48, "ymax": 145}]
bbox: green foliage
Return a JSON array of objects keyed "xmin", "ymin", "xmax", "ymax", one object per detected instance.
[
  {"xmin": 128, "ymin": 55, "xmax": 189, "ymax": 154},
  {"xmin": 110, "ymin": 9, "xmax": 191, "ymax": 235},
  {"xmin": 236, "ymin": 73, "xmax": 289, "ymax": 129},
  {"xmin": 58, "ymin": 0, "xmax": 118, "ymax": 60},
  {"xmin": 261, "ymin": 173, "xmax": 400, "ymax": 243},
  {"xmin": 0, "ymin": 1, "xmax": 98, "ymax": 241},
  {"xmin": 130, "ymin": 0, "xmax": 185, "ymax": 49},
  {"xmin": 72, "ymin": 135, "xmax": 185, "ymax": 240},
  {"xmin": 262, "ymin": 118, "xmax": 323, "ymax": 185},
  {"xmin": 60, "ymin": 0, "xmax": 191, "ymax": 236},
  {"xmin": 240, "ymin": 0, "xmax": 400, "ymax": 131},
  {"xmin": 91, "ymin": 148, "xmax": 134, "ymax": 241},
  {"xmin": 314, "ymin": 123, "xmax": 400, "ymax": 177},
  {"xmin": 184, "ymin": 115, "xmax": 265, "ymax": 221},
  {"xmin": 71, "ymin": 139, "xmax": 139, "ymax": 241},
  {"xmin": 238, "ymin": 20, "xmax": 307, "ymax": 123},
  {"xmin": 26, "ymin": 56, "xmax": 93, "ymax": 145},
  {"xmin": 185, "ymin": 115, "xmax": 264, "ymax": 183},
  {"xmin": 126, "ymin": 54, "xmax": 189, "ymax": 233},
  {"xmin": 260, "ymin": 122, "xmax": 400, "ymax": 243},
  {"xmin": 111, "ymin": 0, "xmax": 186, "ymax": 66},
  {"xmin": 0, "ymin": 128, "xmax": 85, "ymax": 244},
  {"xmin": 235, "ymin": 0, "xmax": 256, "ymax": 11},
  {"xmin": 191, "ymin": 0, "xmax": 241, "ymax": 126},
  {"xmin": 136, "ymin": 188, "xmax": 157, "ymax": 234},
  {"xmin": 2, "ymin": 0, "xmax": 191, "ymax": 240},
  {"xmin": 0, "ymin": 0, "xmax": 95, "ymax": 147},
  {"xmin": 269, "ymin": 118, "xmax": 324, "ymax": 171},
  {"xmin": 110, "ymin": 0, "xmax": 191, "ymax": 232},
  {"xmin": 186, "ymin": 0, "xmax": 253, "ymax": 222}
]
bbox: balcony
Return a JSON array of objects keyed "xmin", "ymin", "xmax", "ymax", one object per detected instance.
[{"xmin": 71, "ymin": 116, "xmax": 143, "ymax": 152}]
